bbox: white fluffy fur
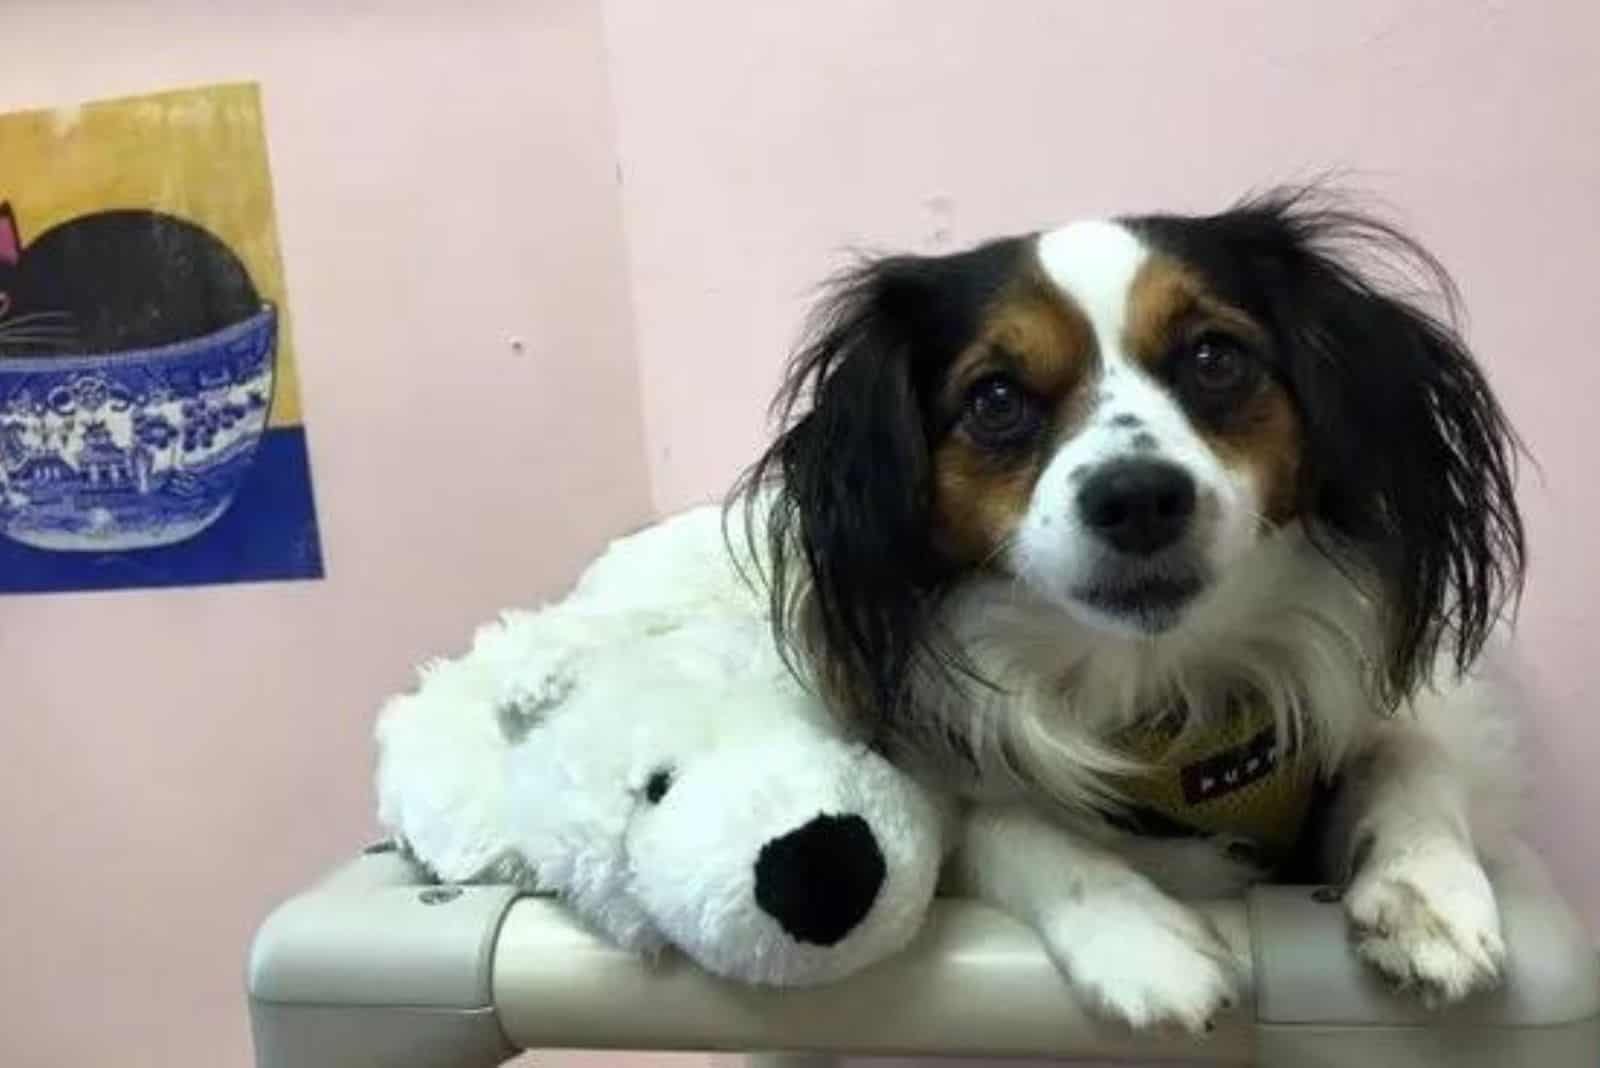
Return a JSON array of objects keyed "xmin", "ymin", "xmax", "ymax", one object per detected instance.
[
  {"xmin": 924, "ymin": 220, "xmax": 1529, "ymax": 1032},
  {"xmin": 374, "ymin": 506, "xmax": 763, "ymax": 882}
]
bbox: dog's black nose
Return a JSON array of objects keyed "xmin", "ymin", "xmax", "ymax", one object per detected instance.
[
  {"xmin": 1077, "ymin": 459, "xmax": 1196, "ymax": 555},
  {"xmin": 753, "ymin": 813, "xmax": 886, "ymax": 946}
]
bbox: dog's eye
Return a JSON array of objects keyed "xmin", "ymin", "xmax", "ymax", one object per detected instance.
[
  {"xmin": 961, "ymin": 373, "xmax": 1043, "ymax": 448},
  {"xmin": 1175, "ymin": 335, "xmax": 1261, "ymax": 407}
]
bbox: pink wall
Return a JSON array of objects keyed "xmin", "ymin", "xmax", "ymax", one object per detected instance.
[
  {"xmin": 603, "ymin": 0, "xmax": 1600, "ymax": 937},
  {"xmin": 0, "ymin": 3, "xmax": 651, "ymax": 1066},
  {"xmin": 2, "ymin": 3, "xmax": 1596, "ymax": 1067}
]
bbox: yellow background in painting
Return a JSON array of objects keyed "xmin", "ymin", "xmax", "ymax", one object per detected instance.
[{"xmin": 0, "ymin": 82, "xmax": 302, "ymax": 427}]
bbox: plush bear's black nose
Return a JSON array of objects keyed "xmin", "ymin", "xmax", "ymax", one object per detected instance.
[{"xmin": 753, "ymin": 813, "xmax": 886, "ymax": 946}]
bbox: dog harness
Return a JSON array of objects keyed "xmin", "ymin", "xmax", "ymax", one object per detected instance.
[{"xmin": 1105, "ymin": 693, "xmax": 1323, "ymax": 861}]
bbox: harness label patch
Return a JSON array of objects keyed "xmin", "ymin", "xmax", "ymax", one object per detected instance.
[{"xmin": 1181, "ymin": 723, "xmax": 1296, "ymax": 804}]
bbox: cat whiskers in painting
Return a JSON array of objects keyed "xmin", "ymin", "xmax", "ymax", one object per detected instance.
[{"xmin": 0, "ymin": 204, "xmax": 79, "ymax": 355}]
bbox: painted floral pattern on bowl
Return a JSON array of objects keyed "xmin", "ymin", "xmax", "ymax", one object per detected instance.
[{"xmin": 0, "ymin": 305, "xmax": 277, "ymax": 550}]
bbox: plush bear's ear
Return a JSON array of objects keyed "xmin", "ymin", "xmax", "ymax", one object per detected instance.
[
  {"xmin": 492, "ymin": 662, "xmax": 578, "ymax": 744},
  {"xmin": 495, "ymin": 699, "xmax": 538, "ymax": 745}
]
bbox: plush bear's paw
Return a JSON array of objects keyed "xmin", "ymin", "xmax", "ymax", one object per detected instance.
[
  {"xmin": 1043, "ymin": 884, "xmax": 1239, "ymax": 1033},
  {"xmin": 1345, "ymin": 839, "xmax": 1506, "ymax": 1006}
]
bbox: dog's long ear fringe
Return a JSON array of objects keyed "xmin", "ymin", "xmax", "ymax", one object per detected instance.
[
  {"xmin": 728, "ymin": 243, "xmax": 1024, "ymax": 739},
  {"xmin": 729, "ymin": 256, "xmax": 943, "ymax": 737},
  {"xmin": 1220, "ymin": 186, "xmax": 1528, "ymax": 703}
]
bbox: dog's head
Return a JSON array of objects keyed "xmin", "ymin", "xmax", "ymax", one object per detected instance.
[{"xmin": 741, "ymin": 189, "xmax": 1524, "ymax": 731}]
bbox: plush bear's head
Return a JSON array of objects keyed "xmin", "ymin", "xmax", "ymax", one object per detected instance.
[
  {"xmin": 617, "ymin": 715, "xmax": 945, "ymax": 986},
  {"xmin": 499, "ymin": 620, "xmax": 947, "ymax": 987}
]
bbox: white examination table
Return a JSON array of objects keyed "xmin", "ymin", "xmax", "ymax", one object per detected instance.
[{"xmin": 247, "ymin": 841, "xmax": 1598, "ymax": 1067}]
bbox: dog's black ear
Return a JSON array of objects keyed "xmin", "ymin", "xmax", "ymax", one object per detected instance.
[
  {"xmin": 1225, "ymin": 191, "xmax": 1527, "ymax": 702},
  {"xmin": 736, "ymin": 256, "xmax": 943, "ymax": 733},
  {"xmin": 732, "ymin": 241, "xmax": 1025, "ymax": 735}
]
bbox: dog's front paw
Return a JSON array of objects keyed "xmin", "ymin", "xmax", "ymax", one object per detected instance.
[
  {"xmin": 1345, "ymin": 839, "xmax": 1506, "ymax": 1006},
  {"xmin": 1045, "ymin": 886, "xmax": 1239, "ymax": 1033}
]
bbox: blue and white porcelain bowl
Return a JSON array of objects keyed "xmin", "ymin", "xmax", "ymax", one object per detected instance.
[{"xmin": 0, "ymin": 305, "xmax": 277, "ymax": 551}]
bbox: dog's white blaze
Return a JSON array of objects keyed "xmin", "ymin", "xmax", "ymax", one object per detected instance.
[{"xmin": 1036, "ymin": 221, "xmax": 1146, "ymax": 346}]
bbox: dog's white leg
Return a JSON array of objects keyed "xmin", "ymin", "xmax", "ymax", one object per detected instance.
[
  {"xmin": 1329, "ymin": 699, "xmax": 1509, "ymax": 1005},
  {"xmin": 950, "ymin": 802, "xmax": 1240, "ymax": 1032}
]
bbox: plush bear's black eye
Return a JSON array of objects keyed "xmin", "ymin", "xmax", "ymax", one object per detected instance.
[{"xmin": 644, "ymin": 767, "xmax": 673, "ymax": 804}]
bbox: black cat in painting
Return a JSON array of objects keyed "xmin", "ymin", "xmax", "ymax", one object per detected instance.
[{"xmin": 0, "ymin": 202, "xmax": 262, "ymax": 357}]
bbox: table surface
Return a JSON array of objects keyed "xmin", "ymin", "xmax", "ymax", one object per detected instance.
[{"xmin": 249, "ymin": 848, "xmax": 1600, "ymax": 1066}]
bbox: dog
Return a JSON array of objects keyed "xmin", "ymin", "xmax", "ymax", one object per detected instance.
[{"xmin": 734, "ymin": 187, "xmax": 1527, "ymax": 1032}]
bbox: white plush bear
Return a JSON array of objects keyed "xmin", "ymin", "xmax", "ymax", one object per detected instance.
[{"xmin": 374, "ymin": 504, "xmax": 950, "ymax": 987}]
